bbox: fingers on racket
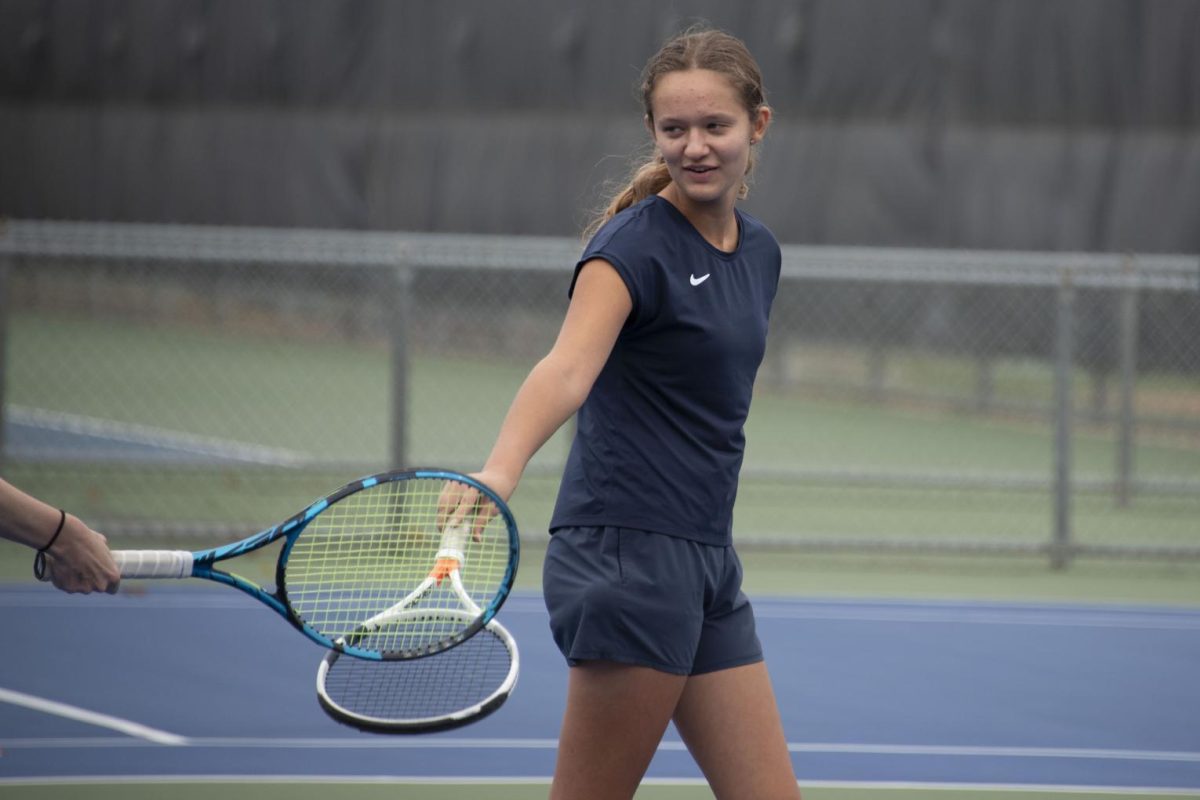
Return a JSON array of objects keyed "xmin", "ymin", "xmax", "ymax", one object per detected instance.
[
  {"xmin": 435, "ymin": 480, "xmax": 472, "ymax": 529},
  {"xmin": 280, "ymin": 471, "xmax": 518, "ymax": 660},
  {"xmin": 317, "ymin": 617, "xmax": 520, "ymax": 734},
  {"xmin": 437, "ymin": 482, "xmax": 495, "ymax": 542}
]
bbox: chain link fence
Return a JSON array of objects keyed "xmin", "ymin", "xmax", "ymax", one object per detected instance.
[{"xmin": 1, "ymin": 220, "xmax": 1197, "ymax": 567}]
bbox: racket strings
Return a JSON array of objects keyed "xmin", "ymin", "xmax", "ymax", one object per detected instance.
[
  {"xmin": 281, "ymin": 477, "xmax": 512, "ymax": 656},
  {"xmin": 321, "ymin": 625, "xmax": 515, "ymax": 723}
]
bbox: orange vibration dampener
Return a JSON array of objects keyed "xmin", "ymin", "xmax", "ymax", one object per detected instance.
[{"xmin": 429, "ymin": 556, "xmax": 460, "ymax": 585}]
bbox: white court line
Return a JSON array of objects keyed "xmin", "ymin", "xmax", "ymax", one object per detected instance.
[
  {"xmin": 747, "ymin": 601, "xmax": 1200, "ymax": 631},
  {"xmin": 7, "ymin": 405, "xmax": 311, "ymax": 466},
  {"xmin": 4, "ymin": 736, "xmax": 1198, "ymax": 764},
  {"xmin": 752, "ymin": 609, "xmax": 1200, "ymax": 631},
  {"xmin": 0, "ymin": 776, "xmax": 1198, "ymax": 795},
  {"xmin": 0, "ymin": 687, "xmax": 189, "ymax": 746}
]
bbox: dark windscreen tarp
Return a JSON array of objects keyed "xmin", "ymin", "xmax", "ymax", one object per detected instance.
[{"xmin": 1, "ymin": 0, "xmax": 1197, "ymax": 250}]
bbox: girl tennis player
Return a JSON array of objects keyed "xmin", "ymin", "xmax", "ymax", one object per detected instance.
[{"xmin": 442, "ymin": 26, "xmax": 801, "ymax": 799}]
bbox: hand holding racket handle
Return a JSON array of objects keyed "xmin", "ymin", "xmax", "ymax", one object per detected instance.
[
  {"xmin": 54, "ymin": 470, "xmax": 518, "ymax": 661},
  {"xmin": 113, "ymin": 550, "xmax": 194, "ymax": 579}
]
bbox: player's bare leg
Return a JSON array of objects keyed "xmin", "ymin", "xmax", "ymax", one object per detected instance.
[
  {"xmin": 549, "ymin": 661, "xmax": 687, "ymax": 800},
  {"xmin": 672, "ymin": 661, "xmax": 801, "ymax": 799}
]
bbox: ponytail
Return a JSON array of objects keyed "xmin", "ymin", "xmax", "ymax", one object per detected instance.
[{"xmin": 583, "ymin": 152, "xmax": 671, "ymax": 241}]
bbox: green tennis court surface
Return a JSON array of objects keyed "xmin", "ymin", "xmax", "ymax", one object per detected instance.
[{"xmin": 6, "ymin": 312, "xmax": 1198, "ymax": 558}]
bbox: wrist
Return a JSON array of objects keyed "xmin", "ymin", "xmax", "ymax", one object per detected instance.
[
  {"xmin": 42, "ymin": 509, "xmax": 67, "ymax": 551},
  {"xmin": 478, "ymin": 463, "xmax": 522, "ymax": 499},
  {"xmin": 33, "ymin": 509, "xmax": 67, "ymax": 581}
]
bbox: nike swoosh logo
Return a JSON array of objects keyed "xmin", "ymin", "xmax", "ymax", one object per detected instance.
[{"xmin": 690, "ymin": 273, "xmax": 710, "ymax": 286}]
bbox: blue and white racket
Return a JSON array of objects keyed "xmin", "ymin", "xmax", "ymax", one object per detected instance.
[{"xmin": 38, "ymin": 469, "xmax": 519, "ymax": 661}]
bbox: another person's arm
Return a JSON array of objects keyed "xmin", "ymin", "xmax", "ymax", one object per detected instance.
[{"xmin": 0, "ymin": 479, "xmax": 121, "ymax": 594}]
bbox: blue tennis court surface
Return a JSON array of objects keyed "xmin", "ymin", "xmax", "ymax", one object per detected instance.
[{"xmin": 1, "ymin": 585, "xmax": 1198, "ymax": 791}]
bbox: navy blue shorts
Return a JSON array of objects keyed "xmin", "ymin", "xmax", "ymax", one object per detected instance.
[{"xmin": 542, "ymin": 526, "xmax": 763, "ymax": 676}]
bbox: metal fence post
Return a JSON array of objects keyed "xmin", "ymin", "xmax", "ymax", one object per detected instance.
[
  {"xmin": 1115, "ymin": 255, "xmax": 1139, "ymax": 508},
  {"xmin": 1051, "ymin": 268, "xmax": 1076, "ymax": 570},
  {"xmin": 975, "ymin": 355, "xmax": 995, "ymax": 413},
  {"xmin": 390, "ymin": 260, "xmax": 414, "ymax": 469},
  {"xmin": 867, "ymin": 343, "xmax": 887, "ymax": 403}
]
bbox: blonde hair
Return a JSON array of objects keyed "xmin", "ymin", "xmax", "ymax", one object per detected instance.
[{"xmin": 584, "ymin": 26, "xmax": 769, "ymax": 239}]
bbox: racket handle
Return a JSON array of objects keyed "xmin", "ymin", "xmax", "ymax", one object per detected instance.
[
  {"xmin": 113, "ymin": 550, "xmax": 193, "ymax": 579},
  {"xmin": 437, "ymin": 521, "xmax": 471, "ymax": 563}
]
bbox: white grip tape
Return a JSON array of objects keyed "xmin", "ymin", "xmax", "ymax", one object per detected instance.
[
  {"xmin": 114, "ymin": 550, "xmax": 193, "ymax": 579},
  {"xmin": 436, "ymin": 521, "xmax": 470, "ymax": 564}
]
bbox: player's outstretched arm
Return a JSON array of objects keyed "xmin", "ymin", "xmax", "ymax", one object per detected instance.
[{"xmin": 0, "ymin": 478, "xmax": 120, "ymax": 594}]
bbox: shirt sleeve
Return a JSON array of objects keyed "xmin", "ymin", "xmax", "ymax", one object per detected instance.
[{"xmin": 568, "ymin": 211, "xmax": 663, "ymax": 333}]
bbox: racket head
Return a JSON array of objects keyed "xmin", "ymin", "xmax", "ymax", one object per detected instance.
[
  {"xmin": 316, "ymin": 615, "xmax": 520, "ymax": 734},
  {"xmin": 277, "ymin": 469, "xmax": 519, "ymax": 661}
]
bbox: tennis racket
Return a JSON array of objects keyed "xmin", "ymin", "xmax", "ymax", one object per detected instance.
[
  {"xmin": 37, "ymin": 469, "xmax": 518, "ymax": 661},
  {"xmin": 317, "ymin": 595, "xmax": 519, "ymax": 733}
]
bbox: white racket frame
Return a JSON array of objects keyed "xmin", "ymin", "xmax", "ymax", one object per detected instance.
[{"xmin": 315, "ymin": 608, "xmax": 520, "ymax": 732}]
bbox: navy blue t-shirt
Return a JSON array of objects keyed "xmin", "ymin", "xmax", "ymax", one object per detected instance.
[{"xmin": 549, "ymin": 195, "xmax": 781, "ymax": 546}]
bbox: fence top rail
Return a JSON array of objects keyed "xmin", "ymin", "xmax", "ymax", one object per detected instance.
[
  {"xmin": 2, "ymin": 219, "xmax": 1197, "ymax": 289},
  {"xmin": 0, "ymin": 219, "xmax": 407, "ymax": 267},
  {"xmin": 779, "ymin": 246, "xmax": 1199, "ymax": 290}
]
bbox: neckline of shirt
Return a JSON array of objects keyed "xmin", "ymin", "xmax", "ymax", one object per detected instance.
[{"xmin": 650, "ymin": 195, "xmax": 744, "ymax": 259}]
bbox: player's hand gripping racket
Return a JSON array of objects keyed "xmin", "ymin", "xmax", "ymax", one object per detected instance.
[{"xmin": 37, "ymin": 470, "xmax": 518, "ymax": 661}]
